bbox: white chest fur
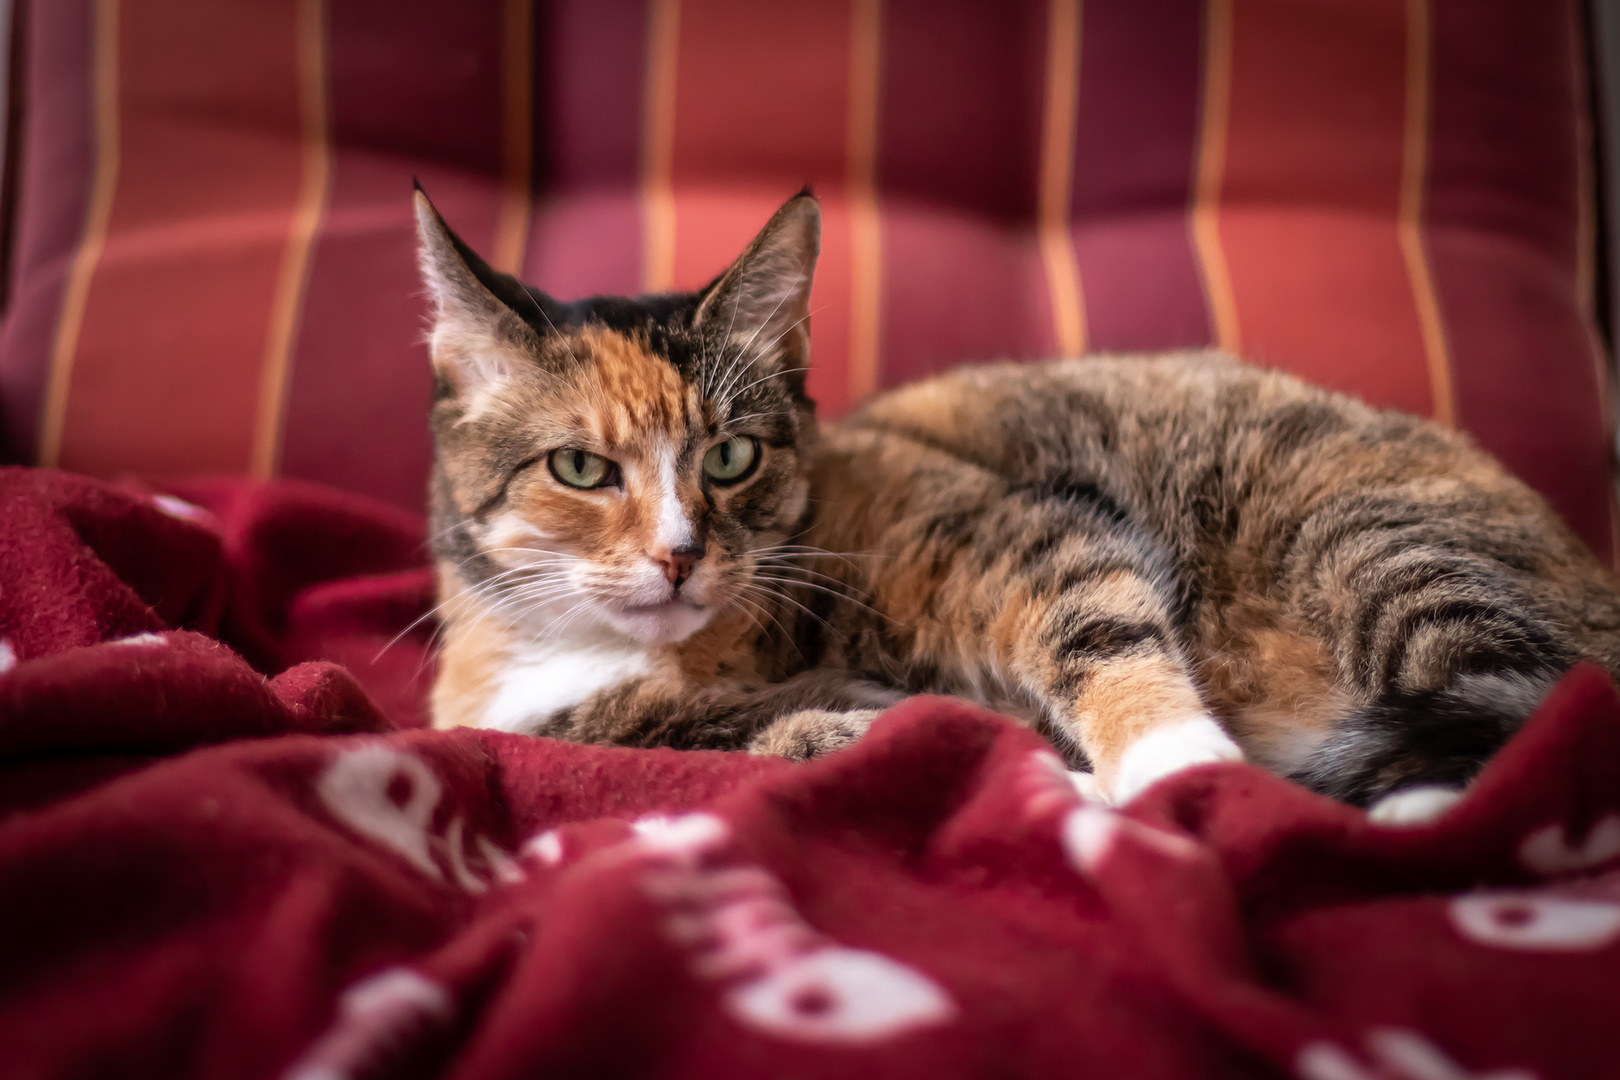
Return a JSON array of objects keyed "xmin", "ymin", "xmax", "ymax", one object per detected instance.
[{"xmin": 479, "ymin": 637, "xmax": 654, "ymax": 734}]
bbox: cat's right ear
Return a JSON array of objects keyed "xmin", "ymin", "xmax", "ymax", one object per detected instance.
[{"xmin": 414, "ymin": 186, "xmax": 548, "ymax": 399}]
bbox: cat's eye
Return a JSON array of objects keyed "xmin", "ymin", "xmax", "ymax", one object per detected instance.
[
  {"xmin": 549, "ymin": 448, "xmax": 616, "ymax": 489},
  {"xmin": 702, "ymin": 435, "xmax": 759, "ymax": 484}
]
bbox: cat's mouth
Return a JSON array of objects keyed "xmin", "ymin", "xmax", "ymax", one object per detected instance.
[
  {"xmin": 621, "ymin": 599, "xmax": 704, "ymax": 616},
  {"xmin": 609, "ymin": 597, "xmax": 713, "ymax": 644}
]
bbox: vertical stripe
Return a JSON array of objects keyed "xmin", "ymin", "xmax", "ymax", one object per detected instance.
[
  {"xmin": 667, "ymin": 0, "xmax": 857, "ymax": 416},
  {"xmin": 252, "ymin": 0, "xmax": 330, "ymax": 479},
  {"xmin": 37, "ymin": 0, "xmax": 117, "ymax": 468},
  {"xmin": 278, "ymin": 1, "xmax": 506, "ymax": 509},
  {"xmin": 1397, "ymin": 0, "xmax": 1453, "ymax": 427},
  {"xmin": 522, "ymin": 0, "xmax": 647, "ymax": 299},
  {"xmin": 875, "ymin": 0, "xmax": 1051, "ymax": 386},
  {"xmin": 1191, "ymin": 0, "xmax": 1239, "ymax": 352},
  {"xmin": 490, "ymin": 0, "xmax": 534, "ymax": 275},
  {"xmin": 1570, "ymin": 14, "xmax": 1620, "ymax": 568},
  {"xmin": 0, "ymin": 0, "xmax": 96, "ymax": 463},
  {"xmin": 1217, "ymin": 0, "xmax": 1431, "ymax": 414},
  {"xmin": 1068, "ymin": 0, "xmax": 1210, "ymax": 352},
  {"xmin": 1038, "ymin": 0, "xmax": 1085, "ymax": 358},
  {"xmin": 845, "ymin": 0, "xmax": 882, "ymax": 402},
  {"xmin": 642, "ymin": 0, "xmax": 680, "ymax": 293},
  {"xmin": 1426, "ymin": 0, "xmax": 1612, "ymax": 558},
  {"xmin": 48, "ymin": 0, "xmax": 307, "ymax": 477}
]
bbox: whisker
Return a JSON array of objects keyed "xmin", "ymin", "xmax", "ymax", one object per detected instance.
[
  {"xmin": 747, "ymin": 572, "xmax": 892, "ymax": 623},
  {"xmin": 728, "ymin": 272, "xmax": 804, "ymax": 374},
  {"xmin": 717, "ymin": 308, "xmax": 819, "ymax": 409},
  {"xmin": 722, "ymin": 366, "xmax": 812, "ymax": 408},
  {"xmin": 736, "ymin": 579, "xmax": 834, "ymax": 634}
]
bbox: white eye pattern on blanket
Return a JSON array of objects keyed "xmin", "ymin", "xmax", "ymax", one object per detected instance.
[
  {"xmin": 726, "ymin": 946, "xmax": 956, "ymax": 1043},
  {"xmin": 1450, "ymin": 891, "xmax": 1620, "ymax": 953},
  {"xmin": 1517, "ymin": 815, "xmax": 1620, "ymax": 875}
]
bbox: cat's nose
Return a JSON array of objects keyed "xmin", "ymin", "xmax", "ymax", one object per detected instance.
[{"xmin": 652, "ymin": 543, "xmax": 706, "ymax": 588}]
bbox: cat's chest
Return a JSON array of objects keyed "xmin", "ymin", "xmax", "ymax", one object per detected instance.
[{"xmin": 480, "ymin": 637, "xmax": 655, "ymax": 733}]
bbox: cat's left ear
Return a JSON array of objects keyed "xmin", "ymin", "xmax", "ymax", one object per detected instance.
[{"xmin": 692, "ymin": 191, "xmax": 820, "ymax": 390}]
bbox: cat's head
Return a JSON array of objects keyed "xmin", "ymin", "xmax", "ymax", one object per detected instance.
[{"xmin": 416, "ymin": 187, "xmax": 820, "ymax": 645}]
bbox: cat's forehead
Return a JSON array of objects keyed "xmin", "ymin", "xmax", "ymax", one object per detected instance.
[{"xmin": 572, "ymin": 326, "xmax": 699, "ymax": 447}]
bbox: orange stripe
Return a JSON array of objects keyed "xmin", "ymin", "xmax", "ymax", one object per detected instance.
[
  {"xmin": 1216, "ymin": 0, "xmax": 1431, "ymax": 414},
  {"xmin": 490, "ymin": 0, "xmax": 533, "ymax": 274},
  {"xmin": 38, "ymin": 0, "xmax": 120, "ymax": 468},
  {"xmin": 845, "ymin": 0, "xmax": 882, "ymax": 400},
  {"xmin": 1038, "ymin": 0, "xmax": 1085, "ymax": 358},
  {"xmin": 1191, "ymin": 0, "xmax": 1238, "ymax": 352},
  {"xmin": 1397, "ymin": 0, "xmax": 1453, "ymax": 427},
  {"xmin": 642, "ymin": 0, "xmax": 680, "ymax": 293},
  {"xmin": 668, "ymin": 1, "xmax": 857, "ymax": 416},
  {"xmin": 252, "ymin": 0, "xmax": 330, "ymax": 479},
  {"xmin": 56, "ymin": 0, "xmax": 309, "ymax": 476}
]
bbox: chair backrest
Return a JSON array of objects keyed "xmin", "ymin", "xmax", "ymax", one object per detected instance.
[{"xmin": 1, "ymin": 0, "xmax": 1613, "ymax": 562}]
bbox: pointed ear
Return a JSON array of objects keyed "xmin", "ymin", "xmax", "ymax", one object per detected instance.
[
  {"xmin": 414, "ymin": 186, "xmax": 552, "ymax": 398},
  {"xmin": 692, "ymin": 192, "xmax": 820, "ymax": 377}
]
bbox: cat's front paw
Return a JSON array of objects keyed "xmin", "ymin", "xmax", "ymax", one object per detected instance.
[
  {"xmin": 1105, "ymin": 714, "xmax": 1245, "ymax": 805},
  {"xmin": 747, "ymin": 708, "xmax": 884, "ymax": 762}
]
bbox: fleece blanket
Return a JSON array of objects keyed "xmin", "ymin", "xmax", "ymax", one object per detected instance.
[{"xmin": 3, "ymin": 467, "xmax": 1620, "ymax": 1080}]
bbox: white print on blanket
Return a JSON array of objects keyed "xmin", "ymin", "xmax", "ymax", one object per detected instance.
[
  {"xmin": 1017, "ymin": 750, "xmax": 1102, "ymax": 822},
  {"xmin": 316, "ymin": 744, "xmax": 522, "ymax": 892},
  {"xmin": 1017, "ymin": 751, "xmax": 1202, "ymax": 876},
  {"xmin": 633, "ymin": 812, "xmax": 956, "ymax": 1044},
  {"xmin": 281, "ymin": 967, "xmax": 453, "ymax": 1080},
  {"xmin": 1297, "ymin": 1028, "xmax": 1535, "ymax": 1080},
  {"xmin": 1517, "ymin": 814, "xmax": 1620, "ymax": 876}
]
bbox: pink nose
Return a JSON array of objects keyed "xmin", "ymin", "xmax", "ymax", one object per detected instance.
[{"xmin": 652, "ymin": 544, "xmax": 705, "ymax": 587}]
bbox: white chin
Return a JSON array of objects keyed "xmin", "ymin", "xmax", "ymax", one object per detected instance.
[{"xmin": 607, "ymin": 602, "xmax": 712, "ymax": 644}]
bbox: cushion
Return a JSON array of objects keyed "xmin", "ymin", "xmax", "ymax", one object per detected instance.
[{"xmin": 0, "ymin": 0, "xmax": 1613, "ymax": 561}]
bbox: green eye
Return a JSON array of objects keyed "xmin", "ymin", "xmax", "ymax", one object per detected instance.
[
  {"xmin": 703, "ymin": 435, "xmax": 759, "ymax": 484},
  {"xmin": 549, "ymin": 448, "xmax": 615, "ymax": 489}
]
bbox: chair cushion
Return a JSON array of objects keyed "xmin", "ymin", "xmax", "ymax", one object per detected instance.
[{"xmin": 0, "ymin": 0, "xmax": 1612, "ymax": 560}]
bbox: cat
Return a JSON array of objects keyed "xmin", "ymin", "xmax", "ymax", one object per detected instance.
[{"xmin": 414, "ymin": 185, "xmax": 1620, "ymax": 813}]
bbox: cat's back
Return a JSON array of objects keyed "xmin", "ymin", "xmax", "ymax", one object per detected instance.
[
  {"xmin": 832, "ymin": 350, "xmax": 1453, "ymax": 507},
  {"xmin": 825, "ymin": 351, "xmax": 1612, "ymax": 602}
]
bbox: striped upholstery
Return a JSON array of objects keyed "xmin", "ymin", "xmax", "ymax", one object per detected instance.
[{"xmin": 0, "ymin": 0, "xmax": 1613, "ymax": 562}]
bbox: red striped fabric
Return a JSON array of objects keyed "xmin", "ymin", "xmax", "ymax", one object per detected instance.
[
  {"xmin": 1209, "ymin": 0, "xmax": 1438, "ymax": 415},
  {"xmin": 662, "ymin": 0, "xmax": 859, "ymax": 417},
  {"xmin": 0, "ymin": 0, "xmax": 95, "ymax": 459},
  {"xmin": 278, "ymin": 1, "xmax": 509, "ymax": 510},
  {"xmin": 1070, "ymin": 0, "xmax": 1210, "ymax": 352},
  {"xmin": 521, "ymin": 0, "xmax": 645, "ymax": 299},
  {"xmin": 1425, "ymin": 0, "xmax": 1614, "ymax": 565},
  {"xmin": 875, "ymin": 0, "xmax": 1055, "ymax": 385},
  {"xmin": 0, "ymin": 0, "xmax": 1611, "ymax": 562},
  {"xmin": 49, "ymin": 0, "xmax": 307, "ymax": 476}
]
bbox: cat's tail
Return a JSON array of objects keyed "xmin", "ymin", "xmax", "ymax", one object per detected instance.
[{"xmin": 1291, "ymin": 669, "xmax": 1565, "ymax": 806}]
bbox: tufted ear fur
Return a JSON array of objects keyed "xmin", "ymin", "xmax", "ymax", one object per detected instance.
[
  {"xmin": 414, "ymin": 186, "xmax": 564, "ymax": 398},
  {"xmin": 692, "ymin": 192, "xmax": 821, "ymax": 392}
]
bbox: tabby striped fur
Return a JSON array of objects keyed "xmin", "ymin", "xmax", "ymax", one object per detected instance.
[{"xmin": 416, "ymin": 189, "xmax": 1620, "ymax": 806}]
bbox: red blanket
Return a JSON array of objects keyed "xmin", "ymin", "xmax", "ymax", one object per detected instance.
[{"xmin": 3, "ymin": 467, "xmax": 1619, "ymax": 1079}]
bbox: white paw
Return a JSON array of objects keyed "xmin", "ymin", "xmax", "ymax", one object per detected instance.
[
  {"xmin": 1111, "ymin": 715, "xmax": 1244, "ymax": 805},
  {"xmin": 1367, "ymin": 785, "xmax": 1463, "ymax": 827}
]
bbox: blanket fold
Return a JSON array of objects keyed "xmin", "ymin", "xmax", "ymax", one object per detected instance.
[{"xmin": 2, "ymin": 467, "xmax": 1618, "ymax": 1080}]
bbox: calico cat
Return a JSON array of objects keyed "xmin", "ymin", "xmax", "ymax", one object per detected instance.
[{"xmin": 415, "ymin": 186, "xmax": 1620, "ymax": 811}]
